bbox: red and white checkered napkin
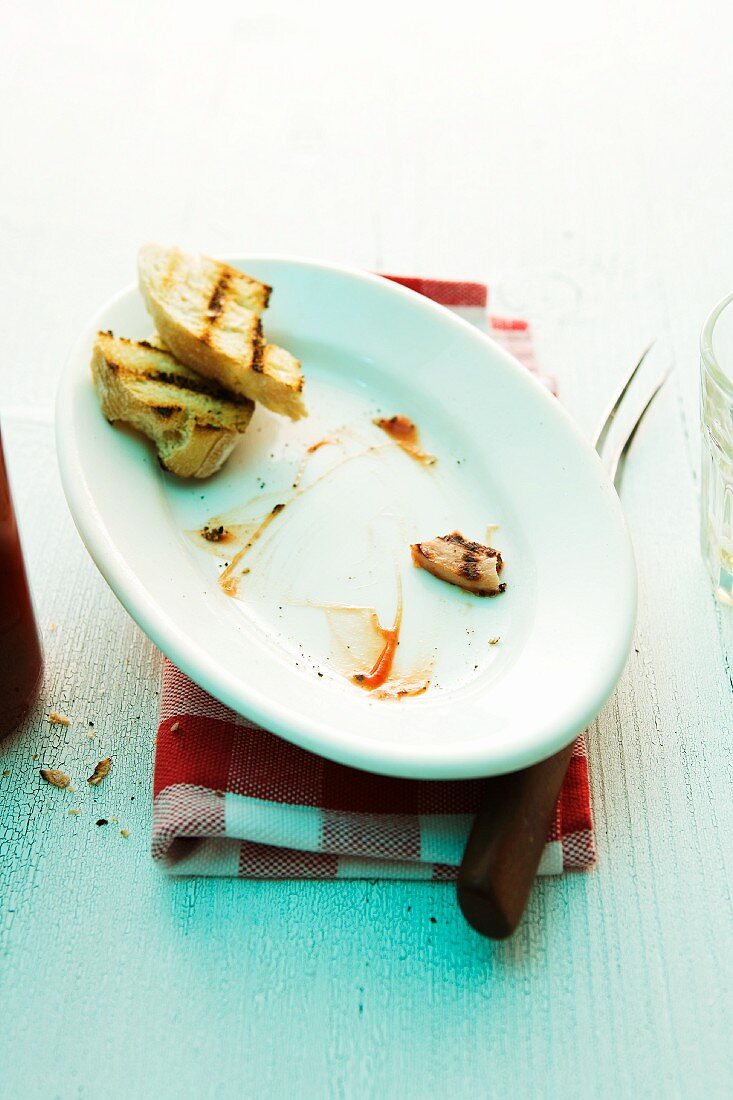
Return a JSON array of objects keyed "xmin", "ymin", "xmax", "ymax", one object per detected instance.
[{"xmin": 152, "ymin": 276, "xmax": 594, "ymax": 879}]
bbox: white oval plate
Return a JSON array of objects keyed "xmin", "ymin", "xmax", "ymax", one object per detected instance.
[{"xmin": 56, "ymin": 257, "xmax": 635, "ymax": 779}]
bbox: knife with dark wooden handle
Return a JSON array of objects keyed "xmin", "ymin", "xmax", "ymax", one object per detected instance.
[
  {"xmin": 457, "ymin": 744, "xmax": 574, "ymax": 938},
  {"xmin": 456, "ymin": 347, "xmax": 669, "ymax": 940}
]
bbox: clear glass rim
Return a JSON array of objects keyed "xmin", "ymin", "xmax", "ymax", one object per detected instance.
[{"xmin": 701, "ymin": 291, "xmax": 733, "ymax": 394}]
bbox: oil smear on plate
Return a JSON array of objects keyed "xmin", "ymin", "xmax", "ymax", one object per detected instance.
[
  {"xmin": 187, "ymin": 415, "xmax": 504, "ymax": 698},
  {"xmin": 189, "ymin": 434, "xmax": 364, "ymax": 600}
]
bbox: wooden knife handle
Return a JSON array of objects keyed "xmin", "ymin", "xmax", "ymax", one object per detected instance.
[{"xmin": 456, "ymin": 743, "xmax": 575, "ymax": 939}]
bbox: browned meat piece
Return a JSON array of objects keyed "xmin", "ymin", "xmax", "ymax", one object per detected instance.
[{"xmin": 410, "ymin": 532, "xmax": 505, "ymax": 597}]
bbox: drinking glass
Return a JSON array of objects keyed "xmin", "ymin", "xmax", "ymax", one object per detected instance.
[{"xmin": 701, "ymin": 293, "xmax": 733, "ymax": 604}]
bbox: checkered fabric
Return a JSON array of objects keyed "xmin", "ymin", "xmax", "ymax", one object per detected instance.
[{"xmin": 152, "ymin": 275, "xmax": 590, "ymax": 878}]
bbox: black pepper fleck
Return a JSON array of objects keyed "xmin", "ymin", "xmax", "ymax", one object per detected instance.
[{"xmin": 96, "ymin": 818, "xmax": 109, "ymax": 827}]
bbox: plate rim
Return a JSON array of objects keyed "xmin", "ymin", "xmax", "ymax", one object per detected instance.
[{"xmin": 55, "ymin": 253, "xmax": 637, "ymax": 779}]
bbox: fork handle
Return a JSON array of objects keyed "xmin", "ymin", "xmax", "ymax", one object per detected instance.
[{"xmin": 456, "ymin": 743, "xmax": 575, "ymax": 939}]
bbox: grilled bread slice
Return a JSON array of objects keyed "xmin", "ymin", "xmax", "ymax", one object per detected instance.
[
  {"xmin": 148, "ymin": 328, "xmax": 303, "ymax": 421},
  {"xmin": 138, "ymin": 244, "xmax": 306, "ymax": 420},
  {"xmin": 91, "ymin": 331, "xmax": 255, "ymax": 479}
]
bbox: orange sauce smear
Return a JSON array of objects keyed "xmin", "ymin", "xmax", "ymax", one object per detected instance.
[
  {"xmin": 306, "ymin": 438, "xmax": 332, "ymax": 455},
  {"xmin": 351, "ymin": 592, "xmax": 403, "ymax": 691},
  {"xmin": 374, "ymin": 415, "xmax": 436, "ymax": 466},
  {"xmin": 196, "ymin": 436, "xmax": 344, "ymax": 598},
  {"xmin": 218, "ymin": 503, "xmax": 285, "ymax": 596}
]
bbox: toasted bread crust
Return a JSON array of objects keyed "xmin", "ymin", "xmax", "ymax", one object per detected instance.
[
  {"xmin": 138, "ymin": 245, "xmax": 305, "ymax": 419},
  {"xmin": 91, "ymin": 331, "xmax": 254, "ymax": 478},
  {"xmin": 151, "ymin": 306, "xmax": 266, "ymax": 388}
]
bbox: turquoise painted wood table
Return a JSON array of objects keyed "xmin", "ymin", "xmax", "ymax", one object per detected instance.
[{"xmin": 0, "ymin": 3, "xmax": 731, "ymax": 1097}]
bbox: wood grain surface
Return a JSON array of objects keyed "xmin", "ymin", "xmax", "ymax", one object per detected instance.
[{"xmin": 0, "ymin": 3, "xmax": 731, "ymax": 1097}]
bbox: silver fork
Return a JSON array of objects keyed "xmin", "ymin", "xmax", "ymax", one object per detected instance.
[
  {"xmin": 457, "ymin": 346, "xmax": 670, "ymax": 939},
  {"xmin": 594, "ymin": 342, "xmax": 671, "ymax": 484}
]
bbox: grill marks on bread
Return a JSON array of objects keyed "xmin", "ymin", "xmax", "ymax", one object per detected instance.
[
  {"xmin": 102, "ymin": 334, "xmax": 236, "ymax": 401},
  {"xmin": 91, "ymin": 331, "xmax": 254, "ymax": 478},
  {"xmin": 206, "ymin": 270, "xmax": 231, "ymax": 323},
  {"xmin": 138, "ymin": 244, "xmax": 304, "ymax": 418},
  {"xmin": 199, "ymin": 267, "xmax": 265, "ymax": 373}
]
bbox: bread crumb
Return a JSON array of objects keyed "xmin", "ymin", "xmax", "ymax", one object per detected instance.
[
  {"xmin": 110, "ymin": 816, "xmax": 119, "ymax": 824},
  {"xmin": 49, "ymin": 622, "xmax": 58, "ymax": 632},
  {"xmin": 485, "ymin": 524, "xmax": 500, "ymax": 543},
  {"xmin": 488, "ymin": 636, "xmax": 501, "ymax": 645},
  {"xmin": 68, "ymin": 808, "xmax": 80, "ymax": 816},
  {"xmin": 171, "ymin": 721, "xmax": 180, "ymax": 733},
  {"xmin": 40, "ymin": 768, "xmax": 71, "ymax": 789},
  {"xmin": 87, "ymin": 758, "xmax": 112, "ymax": 786},
  {"xmin": 48, "ymin": 712, "xmax": 71, "ymax": 727},
  {"xmin": 2, "ymin": 769, "xmax": 10, "ymax": 777},
  {"xmin": 201, "ymin": 524, "xmax": 228, "ymax": 542},
  {"xmin": 120, "ymin": 829, "xmax": 130, "ymax": 838}
]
